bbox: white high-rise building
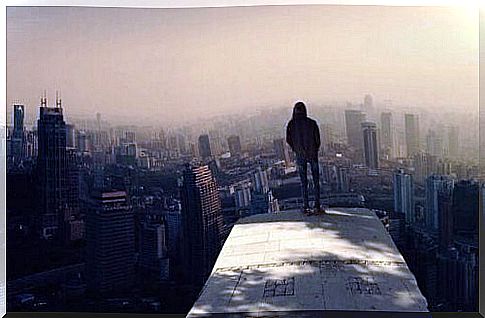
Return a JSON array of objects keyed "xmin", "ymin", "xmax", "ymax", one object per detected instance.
[
  {"xmin": 393, "ymin": 169, "xmax": 415, "ymax": 224},
  {"xmin": 425, "ymin": 175, "xmax": 454, "ymax": 231}
]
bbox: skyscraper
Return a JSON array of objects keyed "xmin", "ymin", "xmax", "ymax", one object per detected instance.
[
  {"xmin": 250, "ymin": 191, "xmax": 278, "ymax": 216},
  {"xmin": 412, "ymin": 152, "xmax": 438, "ymax": 184},
  {"xmin": 426, "ymin": 129, "xmax": 443, "ymax": 158},
  {"xmin": 208, "ymin": 129, "xmax": 223, "ymax": 156},
  {"xmin": 393, "ymin": 169, "xmax": 415, "ymax": 224},
  {"xmin": 164, "ymin": 209, "xmax": 182, "ymax": 262},
  {"xmin": 437, "ymin": 185, "xmax": 454, "ymax": 249},
  {"xmin": 139, "ymin": 220, "xmax": 170, "ymax": 282},
  {"xmin": 198, "ymin": 134, "xmax": 212, "ymax": 159},
  {"xmin": 36, "ymin": 95, "xmax": 68, "ymax": 240},
  {"xmin": 405, "ymin": 113, "xmax": 420, "ymax": 157},
  {"xmin": 76, "ymin": 130, "xmax": 90, "ymax": 153},
  {"xmin": 335, "ymin": 166, "xmax": 350, "ymax": 193},
  {"xmin": 252, "ymin": 166, "xmax": 269, "ymax": 194},
  {"xmin": 452, "ymin": 180, "xmax": 479, "ymax": 237},
  {"xmin": 180, "ymin": 164, "xmax": 224, "ymax": 286},
  {"xmin": 124, "ymin": 131, "xmax": 136, "ymax": 143},
  {"xmin": 361, "ymin": 121, "xmax": 379, "ymax": 169},
  {"xmin": 320, "ymin": 123, "xmax": 333, "ymax": 154},
  {"xmin": 158, "ymin": 129, "xmax": 167, "ymax": 150},
  {"xmin": 65, "ymin": 148, "xmax": 84, "ymax": 242},
  {"xmin": 168, "ymin": 135, "xmax": 178, "ymax": 152},
  {"xmin": 344, "ymin": 110, "xmax": 366, "ymax": 150},
  {"xmin": 25, "ymin": 129, "xmax": 38, "ymax": 158},
  {"xmin": 178, "ymin": 134, "xmax": 187, "ymax": 155},
  {"xmin": 380, "ymin": 112, "xmax": 393, "ymax": 159},
  {"xmin": 65, "ymin": 124, "xmax": 77, "ymax": 149},
  {"xmin": 273, "ymin": 138, "xmax": 290, "ymax": 164},
  {"xmin": 227, "ymin": 135, "xmax": 242, "ymax": 156},
  {"xmin": 86, "ymin": 190, "xmax": 135, "ymax": 296},
  {"xmin": 234, "ymin": 183, "xmax": 252, "ymax": 211},
  {"xmin": 425, "ymin": 175, "xmax": 454, "ymax": 232},
  {"xmin": 66, "ymin": 149, "xmax": 81, "ymax": 212},
  {"xmin": 363, "ymin": 94, "xmax": 374, "ymax": 113},
  {"xmin": 13, "ymin": 104, "xmax": 24, "ymax": 134},
  {"xmin": 11, "ymin": 104, "xmax": 25, "ymax": 161}
]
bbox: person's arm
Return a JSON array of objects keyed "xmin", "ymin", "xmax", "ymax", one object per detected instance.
[
  {"xmin": 286, "ymin": 122, "xmax": 294, "ymax": 150},
  {"xmin": 314, "ymin": 122, "xmax": 321, "ymax": 149}
]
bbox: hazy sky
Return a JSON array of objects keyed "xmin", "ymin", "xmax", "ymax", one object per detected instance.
[{"xmin": 6, "ymin": 5, "xmax": 478, "ymax": 125}]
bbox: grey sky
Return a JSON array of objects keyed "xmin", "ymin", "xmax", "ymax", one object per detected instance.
[{"xmin": 6, "ymin": 5, "xmax": 478, "ymax": 125}]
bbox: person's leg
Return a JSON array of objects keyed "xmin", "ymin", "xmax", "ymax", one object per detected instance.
[
  {"xmin": 310, "ymin": 159, "xmax": 321, "ymax": 211},
  {"xmin": 296, "ymin": 157, "xmax": 309, "ymax": 209}
]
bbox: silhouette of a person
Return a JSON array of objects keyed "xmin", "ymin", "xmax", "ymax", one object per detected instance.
[{"xmin": 286, "ymin": 101, "xmax": 324, "ymax": 214}]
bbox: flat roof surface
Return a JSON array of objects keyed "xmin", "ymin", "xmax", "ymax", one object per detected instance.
[{"xmin": 187, "ymin": 208, "xmax": 428, "ymax": 316}]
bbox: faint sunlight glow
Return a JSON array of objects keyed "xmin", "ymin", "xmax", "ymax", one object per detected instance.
[{"xmin": 457, "ymin": 5, "xmax": 480, "ymax": 41}]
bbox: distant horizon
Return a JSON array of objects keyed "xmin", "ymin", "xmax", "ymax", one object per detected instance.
[
  {"xmin": 7, "ymin": 5, "xmax": 478, "ymax": 126},
  {"xmin": 5, "ymin": 96, "xmax": 477, "ymax": 132}
]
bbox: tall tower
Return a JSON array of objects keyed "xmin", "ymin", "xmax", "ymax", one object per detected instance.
[
  {"xmin": 345, "ymin": 110, "xmax": 366, "ymax": 163},
  {"xmin": 361, "ymin": 122, "xmax": 379, "ymax": 169},
  {"xmin": 180, "ymin": 164, "xmax": 224, "ymax": 287},
  {"xmin": 425, "ymin": 175, "xmax": 454, "ymax": 232},
  {"xmin": 393, "ymin": 169, "xmax": 415, "ymax": 224},
  {"xmin": 159, "ymin": 128, "xmax": 167, "ymax": 150},
  {"xmin": 86, "ymin": 190, "xmax": 135, "ymax": 296},
  {"xmin": 380, "ymin": 112, "xmax": 393, "ymax": 159},
  {"xmin": 437, "ymin": 185, "xmax": 454, "ymax": 250},
  {"xmin": 426, "ymin": 129, "xmax": 443, "ymax": 158},
  {"xmin": 198, "ymin": 134, "xmax": 212, "ymax": 160},
  {"xmin": 412, "ymin": 152, "xmax": 438, "ymax": 184},
  {"xmin": 344, "ymin": 110, "xmax": 366, "ymax": 161},
  {"xmin": 36, "ymin": 93, "xmax": 68, "ymax": 240},
  {"xmin": 405, "ymin": 113, "xmax": 420, "ymax": 157},
  {"xmin": 11, "ymin": 104, "xmax": 25, "ymax": 161},
  {"xmin": 227, "ymin": 135, "xmax": 242, "ymax": 156}
]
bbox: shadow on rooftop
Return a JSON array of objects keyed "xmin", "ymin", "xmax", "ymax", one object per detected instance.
[{"xmin": 187, "ymin": 208, "xmax": 429, "ymax": 317}]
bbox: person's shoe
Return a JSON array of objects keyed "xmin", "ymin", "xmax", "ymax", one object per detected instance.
[
  {"xmin": 302, "ymin": 207, "xmax": 313, "ymax": 216},
  {"xmin": 314, "ymin": 206, "xmax": 326, "ymax": 215}
]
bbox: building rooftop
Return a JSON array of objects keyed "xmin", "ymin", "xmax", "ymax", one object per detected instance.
[{"xmin": 187, "ymin": 208, "xmax": 428, "ymax": 317}]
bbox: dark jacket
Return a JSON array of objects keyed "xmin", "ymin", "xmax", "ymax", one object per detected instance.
[{"xmin": 286, "ymin": 104, "xmax": 320, "ymax": 160}]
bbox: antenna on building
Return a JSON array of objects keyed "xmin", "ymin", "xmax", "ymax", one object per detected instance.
[
  {"xmin": 56, "ymin": 90, "xmax": 62, "ymax": 108},
  {"xmin": 41, "ymin": 90, "xmax": 47, "ymax": 107}
]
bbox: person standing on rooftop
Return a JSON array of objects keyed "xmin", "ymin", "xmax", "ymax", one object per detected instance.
[{"xmin": 286, "ymin": 101, "xmax": 325, "ymax": 215}]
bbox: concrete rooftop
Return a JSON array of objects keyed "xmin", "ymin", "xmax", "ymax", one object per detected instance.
[{"xmin": 187, "ymin": 208, "xmax": 428, "ymax": 317}]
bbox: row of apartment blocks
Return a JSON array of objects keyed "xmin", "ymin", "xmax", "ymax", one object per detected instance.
[{"xmin": 390, "ymin": 168, "xmax": 479, "ymax": 311}]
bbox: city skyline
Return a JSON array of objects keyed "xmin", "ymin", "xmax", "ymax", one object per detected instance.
[
  {"xmin": 5, "ymin": 3, "xmax": 480, "ymax": 314},
  {"xmin": 6, "ymin": 88, "xmax": 480, "ymax": 313},
  {"xmin": 7, "ymin": 5, "xmax": 478, "ymax": 125}
]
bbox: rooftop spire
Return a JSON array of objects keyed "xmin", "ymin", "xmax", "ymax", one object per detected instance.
[
  {"xmin": 41, "ymin": 90, "xmax": 47, "ymax": 107},
  {"xmin": 56, "ymin": 90, "xmax": 62, "ymax": 108}
]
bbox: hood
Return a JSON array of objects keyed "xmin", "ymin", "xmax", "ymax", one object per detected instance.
[{"xmin": 292, "ymin": 102, "xmax": 307, "ymax": 119}]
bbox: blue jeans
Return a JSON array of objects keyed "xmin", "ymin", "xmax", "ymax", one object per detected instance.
[{"xmin": 296, "ymin": 156, "xmax": 321, "ymax": 209}]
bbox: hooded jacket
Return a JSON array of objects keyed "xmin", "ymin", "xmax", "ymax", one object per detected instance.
[{"xmin": 286, "ymin": 103, "xmax": 321, "ymax": 160}]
